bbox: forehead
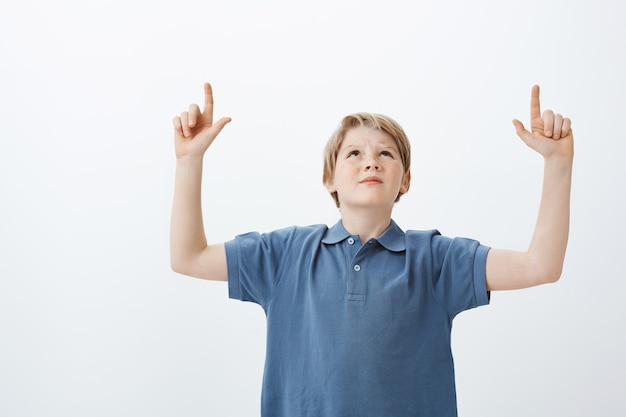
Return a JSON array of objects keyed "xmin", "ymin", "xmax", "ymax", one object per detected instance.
[{"xmin": 340, "ymin": 126, "xmax": 397, "ymax": 149}]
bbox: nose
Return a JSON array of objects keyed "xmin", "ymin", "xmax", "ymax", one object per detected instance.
[{"xmin": 365, "ymin": 157, "xmax": 381, "ymax": 171}]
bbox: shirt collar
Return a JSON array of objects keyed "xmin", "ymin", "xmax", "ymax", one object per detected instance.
[
  {"xmin": 375, "ymin": 219, "xmax": 406, "ymax": 252},
  {"xmin": 321, "ymin": 220, "xmax": 351, "ymax": 244},
  {"xmin": 322, "ymin": 219, "xmax": 406, "ymax": 252}
]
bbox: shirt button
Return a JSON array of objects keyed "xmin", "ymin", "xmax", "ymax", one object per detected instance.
[
  {"xmin": 347, "ymin": 238, "xmax": 355, "ymax": 245},
  {"xmin": 353, "ymin": 264, "xmax": 361, "ymax": 272}
]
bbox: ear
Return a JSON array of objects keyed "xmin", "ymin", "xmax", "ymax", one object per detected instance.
[
  {"xmin": 322, "ymin": 170, "xmax": 337, "ymax": 194},
  {"xmin": 400, "ymin": 170, "xmax": 411, "ymax": 193},
  {"xmin": 324, "ymin": 179, "xmax": 337, "ymax": 194}
]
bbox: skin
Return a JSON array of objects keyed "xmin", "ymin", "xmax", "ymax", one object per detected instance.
[
  {"xmin": 324, "ymin": 126, "xmax": 411, "ymax": 243},
  {"xmin": 170, "ymin": 83, "xmax": 573, "ymax": 291},
  {"xmin": 486, "ymin": 85, "xmax": 573, "ymax": 290},
  {"xmin": 170, "ymin": 83, "xmax": 229, "ymax": 281}
]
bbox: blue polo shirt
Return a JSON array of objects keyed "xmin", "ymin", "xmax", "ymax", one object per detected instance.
[{"xmin": 225, "ymin": 219, "xmax": 490, "ymax": 417}]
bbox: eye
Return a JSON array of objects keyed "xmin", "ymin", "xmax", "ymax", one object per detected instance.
[
  {"xmin": 380, "ymin": 150, "xmax": 393, "ymax": 157},
  {"xmin": 347, "ymin": 150, "xmax": 360, "ymax": 158}
]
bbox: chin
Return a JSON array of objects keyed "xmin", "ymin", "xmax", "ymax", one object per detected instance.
[{"xmin": 345, "ymin": 199, "xmax": 394, "ymax": 210}]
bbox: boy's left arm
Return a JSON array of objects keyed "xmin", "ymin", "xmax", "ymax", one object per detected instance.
[{"xmin": 486, "ymin": 85, "xmax": 574, "ymax": 291}]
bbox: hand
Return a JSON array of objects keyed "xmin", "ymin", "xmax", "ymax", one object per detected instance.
[
  {"xmin": 172, "ymin": 82, "xmax": 231, "ymax": 160},
  {"xmin": 512, "ymin": 85, "xmax": 573, "ymax": 160}
]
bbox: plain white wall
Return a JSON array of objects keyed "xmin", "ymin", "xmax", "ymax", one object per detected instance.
[{"xmin": 1, "ymin": 0, "xmax": 624, "ymax": 415}]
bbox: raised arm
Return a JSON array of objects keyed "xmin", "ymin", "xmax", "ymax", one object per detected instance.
[
  {"xmin": 486, "ymin": 85, "xmax": 574, "ymax": 291},
  {"xmin": 170, "ymin": 83, "xmax": 231, "ymax": 280}
]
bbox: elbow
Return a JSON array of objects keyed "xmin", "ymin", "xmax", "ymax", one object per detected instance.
[
  {"xmin": 547, "ymin": 268, "xmax": 563, "ymax": 284},
  {"xmin": 540, "ymin": 273, "xmax": 561, "ymax": 285},
  {"xmin": 533, "ymin": 265, "xmax": 563, "ymax": 286},
  {"xmin": 170, "ymin": 246, "xmax": 198, "ymax": 276},
  {"xmin": 170, "ymin": 260, "xmax": 183, "ymax": 275},
  {"xmin": 524, "ymin": 249, "xmax": 565, "ymax": 286},
  {"xmin": 170, "ymin": 255, "xmax": 189, "ymax": 276}
]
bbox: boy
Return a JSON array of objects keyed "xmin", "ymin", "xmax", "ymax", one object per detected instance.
[{"xmin": 170, "ymin": 83, "xmax": 573, "ymax": 416}]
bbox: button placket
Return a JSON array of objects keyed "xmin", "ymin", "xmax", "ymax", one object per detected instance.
[{"xmin": 347, "ymin": 247, "xmax": 368, "ymax": 302}]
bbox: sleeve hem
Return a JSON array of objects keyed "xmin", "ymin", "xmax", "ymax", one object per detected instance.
[
  {"xmin": 225, "ymin": 239, "xmax": 241, "ymax": 300},
  {"xmin": 473, "ymin": 244, "xmax": 491, "ymax": 306}
]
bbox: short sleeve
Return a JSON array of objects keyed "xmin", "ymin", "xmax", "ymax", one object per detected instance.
[
  {"xmin": 224, "ymin": 225, "xmax": 327, "ymax": 307},
  {"xmin": 430, "ymin": 235, "xmax": 491, "ymax": 317},
  {"xmin": 225, "ymin": 231, "xmax": 282, "ymax": 306}
]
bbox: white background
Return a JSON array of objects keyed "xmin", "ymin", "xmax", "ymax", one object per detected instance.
[{"xmin": 1, "ymin": 0, "xmax": 624, "ymax": 416}]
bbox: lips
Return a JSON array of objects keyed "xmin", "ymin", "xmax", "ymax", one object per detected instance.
[{"xmin": 360, "ymin": 176, "xmax": 383, "ymax": 184}]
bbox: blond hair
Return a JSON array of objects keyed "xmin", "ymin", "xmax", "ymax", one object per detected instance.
[{"xmin": 323, "ymin": 113, "xmax": 411, "ymax": 208}]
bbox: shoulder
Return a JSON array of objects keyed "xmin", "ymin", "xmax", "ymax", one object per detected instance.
[
  {"xmin": 232, "ymin": 224, "xmax": 329, "ymax": 247},
  {"xmin": 404, "ymin": 229, "xmax": 485, "ymax": 259},
  {"xmin": 404, "ymin": 229, "xmax": 443, "ymax": 247},
  {"xmin": 405, "ymin": 229, "xmax": 481, "ymax": 248},
  {"xmin": 405, "ymin": 229, "xmax": 442, "ymax": 238},
  {"xmin": 266, "ymin": 224, "xmax": 329, "ymax": 239}
]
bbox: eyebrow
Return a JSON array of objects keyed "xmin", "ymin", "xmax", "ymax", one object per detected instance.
[{"xmin": 340, "ymin": 142, "xmax": 398, "ymax": 150}]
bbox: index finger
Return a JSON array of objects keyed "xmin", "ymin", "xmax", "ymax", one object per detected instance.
[
  {"xmin": 530, "ymin": 84, "xmax": 541, "ymax": 120},
  {"xmin": 203, "ymin": 82, "xmax": 214, "ymax": 124}
]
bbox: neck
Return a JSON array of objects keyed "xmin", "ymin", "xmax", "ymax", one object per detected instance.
[{"xmin": 339, "ymin": 207, "xmax": 393, "ymax": 243}]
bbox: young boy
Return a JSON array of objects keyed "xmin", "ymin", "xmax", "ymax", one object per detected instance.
[{"xmin": 170, "ymin": 83, "xmax": 573, "ymax": 417}]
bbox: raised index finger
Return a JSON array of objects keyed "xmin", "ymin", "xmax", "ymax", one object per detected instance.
[
  {"xmin": 203, "ymin": 82, "xmax": 215, "ymax": 125},
  {"xmin": 530, "ymin": 84, "xmax": 541, "ymax": 121}
]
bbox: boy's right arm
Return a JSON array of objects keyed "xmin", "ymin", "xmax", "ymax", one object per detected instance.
[{"xmin": 170, "ymin": 83, "xmax": 231, "ymax": 281}]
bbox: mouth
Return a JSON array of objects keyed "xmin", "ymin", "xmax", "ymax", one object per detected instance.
[{"xmin": 360, "ymin": 176, "xmax": 383, "ymax": 184}]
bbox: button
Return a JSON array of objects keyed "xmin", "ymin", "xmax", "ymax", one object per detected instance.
[
  {"xmin": 353, "ymin": 264, "xmax": 361, "ymax": 272},
  {"xmin": 347, "ymin": 238, "xmax": 355, "ymax": 245}
]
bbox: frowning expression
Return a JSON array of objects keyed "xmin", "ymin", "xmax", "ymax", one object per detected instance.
[{"xmin": 325, "ymin": 126, "xmax": 410, "ymax": 211}]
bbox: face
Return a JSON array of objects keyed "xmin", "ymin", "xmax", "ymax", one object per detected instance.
[{"xmin": 325, "ymin": 126, "xmax": 410, "ymax": 211}]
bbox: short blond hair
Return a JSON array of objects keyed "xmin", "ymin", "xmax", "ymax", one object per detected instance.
[{"xmin": 323, "ymin": 113, "xmax": 411, "ymax": 208}]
